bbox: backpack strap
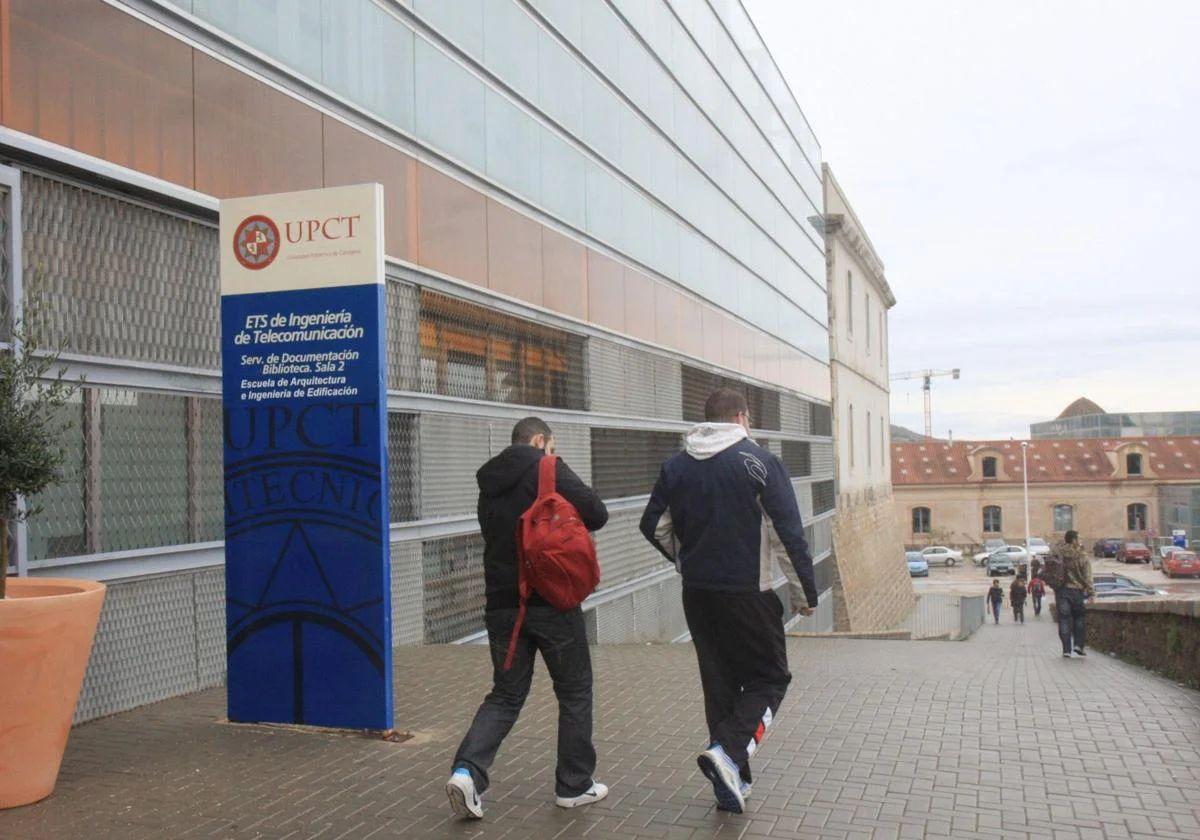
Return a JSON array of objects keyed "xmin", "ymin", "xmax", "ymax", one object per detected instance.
[
  {"xmin": 503, "ymin": 541, "xmax": 533, "ymax": 671},
  {"xmin": 537, "ymin": 453, "xmax": 558, "ymax": 497}
]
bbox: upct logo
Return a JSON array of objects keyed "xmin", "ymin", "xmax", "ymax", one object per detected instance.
[{"xmin": 233, "ymin": 215, "xmax": 281, "ymax": 270}]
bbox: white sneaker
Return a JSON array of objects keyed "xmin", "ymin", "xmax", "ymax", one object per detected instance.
[
  {"xmin": 555, "ymin": 782, "xmax": 609, "ymax": 809},
  {"xmin": 740, "ymin": 781, "xmax": 752, "ymax": 800},
  {"xmin": 697, "ymin": 744, "xmax": 745, "ymax": 813},
  {"xmin": 446, "ymin": 768, "xmax": 483, "ymax": 819}
]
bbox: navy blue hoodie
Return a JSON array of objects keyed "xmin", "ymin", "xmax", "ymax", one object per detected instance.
[{"xmin": 639, "ymin": 423, "xmax": 818, "ymax": 606}]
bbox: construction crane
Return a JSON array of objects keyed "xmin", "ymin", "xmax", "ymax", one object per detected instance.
[{"xmin": 890, "ymin": 368, "xmax": 960, "ymax": 440}]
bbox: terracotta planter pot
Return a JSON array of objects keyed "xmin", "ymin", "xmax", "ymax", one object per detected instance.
[{"xmin": 0, "ymin": 577, "xmax": 105, "ymax": 809}]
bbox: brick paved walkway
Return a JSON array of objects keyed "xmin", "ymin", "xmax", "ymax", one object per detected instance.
[{"xmin": 3, "ymin": 613, "xmax": 1199, "ymax": 840}]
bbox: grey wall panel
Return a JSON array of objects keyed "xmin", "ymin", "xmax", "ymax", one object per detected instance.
[
  {"xmin": 548, "ymin": 423, "xmax": 591, "ymax": 485},
  {"xmin": 652, "ymin": 355, "xmax": 683, "ymax": 420},
  {"xmin": 587, "ymin": 339, "xmax": 626, "ymax": 415},
  {"xmin": 194, "ymin": 568, "xmax": 226, "ymax": 689},
  {"xmin": 793, "ymin": 480, "xmax": 814, "ymax": 521},
  {"xmin": 422, "ymin": 533, "xmax": 486, "ymax": 643},
  {"xmin": 593, "ymin": 508, "xmax": 664, "ymax": 589},
  {"xmin": 595, "ymin": 593, "xmax": 637, "ymax": 643},
  {"xmin": 419, "ymin": 413, "xmax": 491, "ymax": 517},
  {"xmin": 812, "ymin": 441, "xmax": 834, "ymax": 475},
  {"xmin": 659, "ymin": 574, "xmax": 686, "ymax": 639},
  {"xmin": 75, "ymin": 574, "xmax": 198, "ymax": 723},
  {"xmin": 587, "ymin": 338, "xmax": 679, "ymax": 420},
  {"xmin": 386, "ymin": 280, "xmax": 421, "ymax": 391},
  {"xmin": 780, "ymin": 394, "xmax": 810, "ymax": 436},
  {"xmin": 391, "ymin": 541, "xmax": 424, "ymax": 646}
]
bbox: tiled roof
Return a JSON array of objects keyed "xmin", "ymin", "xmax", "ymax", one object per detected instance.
[{"xmin": 891, "ymin": 437, "xmax": 1200, "ymax": 485}]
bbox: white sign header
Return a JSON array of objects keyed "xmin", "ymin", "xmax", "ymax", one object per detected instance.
[{"xmin": 219, "ymin": 183, "xmax": 384, "ymax": 296}]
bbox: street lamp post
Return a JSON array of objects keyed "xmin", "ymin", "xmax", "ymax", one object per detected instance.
[{"xmin": 1021, "ymin": 442, "xmax": 1031, "ymax": 578}]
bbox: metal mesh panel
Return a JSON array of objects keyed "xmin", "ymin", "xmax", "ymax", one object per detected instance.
[
  {"xmin": 755, "ymin": 438, "xmax": 781, "ymax": 457},
  {"xmin": 586, "ymin": 338, "xmax": 680, "ymax": 419},
  {"xmin": 590, "ymin": 427, "xmax": 681, "ymax": 499},
  {"xmin": 421, "ymin": 533, "xmax": 486, "ymax": 643},
  {"xmin": 385, "ymin": 280, "xmax": 421, "ymax": 391},
  {"xmin": 810, "ymin": 402, "xmax": 833, "ymax": 436},
  {"xmin": 681, "ymin": 365, "xmax": 781, "ymax": 430},
  {"xmin": 418, "ymin": 289, "xmax": 586, "ymax": 409},
  {"xmin": 594, "ymin": 592, "xmax": 637, "ymax": 643},
  {"xmin": 547, "ymin": 423, "xmax": 592, "ymax": 485},
  {"xmin": 0, "ymin": 185, "xmax": 9, "ymax": 338},
  {"xmin": 99, "ymin": 389, "xmax": 189, "ymax": 552},
  {"xmin": 782, "ymin": 440, "xmax": 811, "ymax": 477},
  {"xmin": 780, "ymin": 393, "xmax": 810, "ymax": 436},
  {"xmin": 793, "ymin": 480, "xmax": 814, "ymax": 521},
  {"xmin": 388, "ymin": 412, "xmax": 420, "ymax": 522},
  {"xmin": 26, "ymin": 397, "xmax": 86, "ymax": 560},
  {"xmin": 813, "ymin": 553, "xmax": 834, "ymax": 593},
  {"xmin": 812, "ymin": 441, "xmax": 834, "ymax": 475},
  {"xmin": 22, "ymin": 174, "xmax": 220, "ymax": 368},
  {"xmin": 419, "ymin": 413, "xmax": 490, "ymax": 517},
  {"xmin": 194, "ymin": 568, "xmax": 226, "ymax": 688},
  {"xmin": 391, "ymin": 541, "xmax": 424, "ymax": 646},
  {"xmin": 659, "ymin": 574, "xmax": 686, "ymax": 639},
  {"xmin": 812, "ymin": 480, "xmax": 836, "ymax": 516},
  {"xmin": 593, "ymin": 508, "xmax": 664, "ymax": 589},
  {"xmin": 196, "ymin": 397, "xmax": 224, "ymax": 542},
  {"xmin": 75, "ymin": 574, "xmax": 198, "ymax": 723}
]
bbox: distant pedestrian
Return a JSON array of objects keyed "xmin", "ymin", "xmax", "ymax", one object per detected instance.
[
  {"xmin": 1028, "ymin": 576, "xmax": 1046, "ymax": 617},
  {"xmin": 446, "ymin": 417, "xmax": 610, "ymax": 819},
  {"xmin": 1051, "ymin": 529, "xmax": 1094, "ymax": 659},
  {"xmin": 987, "ymin": 579, "xmax": 1004, "ymax": 624},
  {"xmin": 640, "ymin": 389, "xmax": 818, "ymax": 814},
  {"xmin": 1010, "ymin": 578, "xmax": 1027, "ymax": 624}
]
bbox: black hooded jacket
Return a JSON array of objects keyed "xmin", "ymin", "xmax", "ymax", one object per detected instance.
[{"xmin": 476, "ymin": 444, "xmax": 609, "ymax": 611}]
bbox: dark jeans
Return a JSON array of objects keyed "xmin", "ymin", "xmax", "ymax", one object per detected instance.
[
  {"xmin": 452, "ymin": 606, "xmax": 595, "ymax": 797},
  {"xmin": 1012, "ymin": 603, "xmax": 1025, "ymax": 623},
  {"xmin": 683, "ymin": 587, "xmax": 791, "ymax": 783},
  {"xmin": 990, "ymin": 602, "xmax": 1001, "ymax": 623},
  {"xmin": 1032, "ymin": 594, "xmax": 1043, "ymax": 616},
  {"xmin": 1057, "ymin": 588, "xmax": 1087, "ymax": 653}
]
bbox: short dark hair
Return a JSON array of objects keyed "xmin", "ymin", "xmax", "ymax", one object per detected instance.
[
  {"xmin": 704, "ymin": 388, "xmax": 748, "ymax": 423},
  {"xmin": 1065, "ymin": 529, "xmax": 1078, "ymax": 544},
  {"xmin": 511, "ymin": 416, "xmax": 553, "ymax": 445}
]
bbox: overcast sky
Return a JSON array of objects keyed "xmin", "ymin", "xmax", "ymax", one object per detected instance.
[{"xmin": 744, "ymin": 0, "xmax": 1200, "ymax": 440}]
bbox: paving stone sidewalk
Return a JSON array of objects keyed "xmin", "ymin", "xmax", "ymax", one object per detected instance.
[{"xmin": 3, "ymin": 612, "xmax": 1199, "ymax": 840}]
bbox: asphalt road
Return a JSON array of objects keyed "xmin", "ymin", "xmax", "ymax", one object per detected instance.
[{"xmin": 910, "ymin": 553, "xmax": 1200, "ymax": 597}]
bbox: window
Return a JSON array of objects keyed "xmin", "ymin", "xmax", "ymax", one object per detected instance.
[
  {"xmin": 865, "ymin": 293, "xmax": 871, "ymax": 351},
  {"xmin": 1126, "ymin": 452, "xmax": 1143, "ymax": 475},
  {"xmin": 867, "ymin": 410, "xmax": 872, "ymax": 468},
  {"xmin": 1053, "ymin": 504, "xmax": 1074, "ymax": 532},
  {"xmin": 810, "ymin": 403, "xmax": 832, "ymax": 436},
  {"xmin": 879, "ymin": 312, "xmax": 884, "ymax": 360},
  {"xmin": 848, "ymin": 403, "xmax": 855, "ymax": 468},
  {"xmin": 912, "ymin": 507, "xmax": 931, "ymax": 534},
  {"xmin": 680, "ymin": 365, "xmax": 781, "ymax": 430},
  {"xmin": 1127, "ymin": 503, "xmax": 1148, "ymax": 530},
  {"xmin": 813, "ymin": 480, "xmax": 836, "ymax": 515},
  {"xmin": 846, "ymin": 270, "xmax": 853, "ymax": 335},
  {"xmin": 880, "ymin": 416, "xmax": 885, "ymax": 463},
  {"xmin": 982, "ymin": 456, "xmax": 997, "ymax": 479},
  {"xmin": 781, "ymin": 440, "xmax": 811, "ymax": 477},
  {"xmin": 983, "ymin": 505, "xmax": 1002, "ymax": 533},
  {"xmin": 590, "ymin": 428, "xmax": 682, "ymax": 499}
]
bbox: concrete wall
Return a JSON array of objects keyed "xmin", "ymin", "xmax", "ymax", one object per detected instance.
[
  {"xmin": 893, "ymin": 483, "xmax": 1161, "ymax": 549},
  {"xmin": 1087, "ymin": 599, "xmax": 1200, "ymax": 690},
  {"xmin": 830, "ymin": 490, "xmax": 915, "ymax": 631}
]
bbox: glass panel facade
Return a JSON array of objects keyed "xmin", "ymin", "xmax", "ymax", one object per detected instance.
[{"xmin": 26, "ymin": 399, "xmax": 87, "ymax": 560}]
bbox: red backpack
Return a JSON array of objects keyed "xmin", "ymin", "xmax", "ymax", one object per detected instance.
[{"xmin": 502, "ymin": 455, "xmax": 600, "ymax": 670}]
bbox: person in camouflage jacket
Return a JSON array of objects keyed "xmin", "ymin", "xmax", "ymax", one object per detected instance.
[{"xmin": 1053, "ymin": 530, "xmax": 1093, "ymax": 658}]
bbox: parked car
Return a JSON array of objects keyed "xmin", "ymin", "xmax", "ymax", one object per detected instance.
[
  {"xmin": 1162, "ymin": 549, "xmax": 1200, "ymax": 579},
  {"xmin": 981, "ymin": 544, "xmax": 1029, "ymax": 569},
  {"xmin": 1092, "ymin": 573, "xmax": 1164, "ymax": 595},
  {"xmin": 1115, "ymin": 542, "xmax": 1151, "ymax": 564},
  {"xmin": 973, "ymin": 539, "xmax": 1008, "ymax": 565},
  {"xmin": 906, "ymin": 551, "xmax": 929, "ymax": 577},
  {"xmin": 1095, "ymin": 587, "xmax": 1156, "ymax": 599},
  {"xmin": 985, "ymin": 550, "xmax": 1016, "ymax": 576},
  {"xmin": 1092, "ymin": 538, "xmax": 1122, "ymax": 558},
  {"xmin": 1026, "ymin": 537, "xmax": 1050, "ymax": 559},
  {"xmin": 920, "ymin": 546, "xmax": 962, "ymax": 567}
]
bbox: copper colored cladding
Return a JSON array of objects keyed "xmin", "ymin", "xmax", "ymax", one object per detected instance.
[
  {"xmin": 5, "ymin": 0, "xmax": 194, "ymax": 186},
  {"xmin": 700, "ymin": 304, "xmax": 725, "ymax": 366},
  {"xmin": 586, "ymin": 250, "xmax": 625, "ymax": 333},
  {"xmin": 541, "ymin": 228, "xmax": 587, "ymax": 321},
  {"xmin": 322, "ymin": 115, "xmax": 417, "ymax": 263},
  {"xmin": 891, "ymin": 438, "xmax": 1200, "ymax": 485},
  {"xmin": 485, "ymin": 198, "xmax": 543, "ymax": 306},
  {"xmin": 653, "ymin": 281, "xmax": 681, "ymax": 350},
  {"xmin": 194, "ymin": 53, "xmax": 322, "ymax": 198},
  {"xmin": 622, "ymin": 265, "xmax": 655, "ymax": 342},
  {"xmin": 678, "ymin": 294, "xmax": 704, "ymax": 360},
  {"xmin": 415, "ymin": 162, "xmax": 488, "ymax": 287}
]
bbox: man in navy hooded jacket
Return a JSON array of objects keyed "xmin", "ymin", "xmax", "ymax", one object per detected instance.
[{"xmin": 640, "ymin": 388, "xmax": 818, "ymax": 814}]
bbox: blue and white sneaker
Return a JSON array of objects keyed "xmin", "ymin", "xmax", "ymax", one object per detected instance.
[
  {"xmin": 740, "ymin": 781, "xmax": 752, "ymax": 800},
  {"xmin": 555, "ymin": 781, "xmax": 609, "ymax": 809},
  {"xmin": 697, "ymin": 744, "xmax": 745, "ymax": 813},
  {"xmin": 446, "ymin": 768, "xmax": 483, "ymax": 819}
]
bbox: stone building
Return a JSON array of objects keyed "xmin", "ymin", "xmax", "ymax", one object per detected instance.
[
  {"xmin": 892, "ymin": 437, "xmax": 1200, "ymax": 549},
  {"xmin": 810, "ymin": 165, "xmax": 915, "ymax": 632}
]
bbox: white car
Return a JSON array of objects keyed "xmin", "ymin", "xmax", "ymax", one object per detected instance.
[
  {"xmin": 973, "ymin": 539, "xmax": 1007, "ymax": 565},
  {"xmin": 919, "ymin": 546, "xmax": 962, "ymax": 567},
  {"xmin": 974, "ymin": 542, "xmax": 1032, "ymax": 568},
  {"xmin": 1026, "ymin": 537, "xmax": 1050, "ymax": 558}
]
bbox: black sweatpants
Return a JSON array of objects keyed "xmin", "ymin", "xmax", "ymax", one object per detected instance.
[{"xmin": 683, "ymin": 586, "xmax": 791, "ymax": 783}]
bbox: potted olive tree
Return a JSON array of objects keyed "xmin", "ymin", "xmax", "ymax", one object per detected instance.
[{"xmin": 0, "ymin": 316, "xmax": 104, "ymax": 809}]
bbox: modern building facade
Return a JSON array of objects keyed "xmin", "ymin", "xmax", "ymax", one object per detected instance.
[
  {"xmin": 892, "ymin": 437, "xmax": 1200, "ymax": 550},
  {"xmin": 0, "ymin": 0, "xmax": 835, "ymax": 721},
  {"xmin": 1032, "ymin": 398, "xmax": 1200, "ymax": 440},
  {"xmin": 813, "ymin": 165, "xmax": 913, "ymax": 632}
]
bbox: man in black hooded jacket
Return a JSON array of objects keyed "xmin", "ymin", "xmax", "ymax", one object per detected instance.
[{"xmin": 445, "ymin": 417, "xmax": 609, "ymax": 820}]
